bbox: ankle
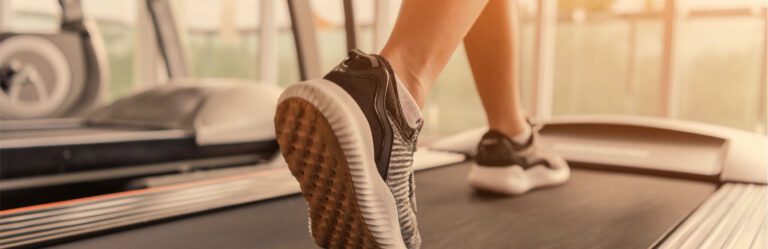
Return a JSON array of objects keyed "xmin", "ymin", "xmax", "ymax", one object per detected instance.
[
  {"xmin": 490, "ymin": 119, "xmax": 531, "ymax": 144},
  {"xmin": 399, "ymin": 74, "xmax": 426, "ymax": 109},
  {"xmin": 380, "ymin": 52, "xmax": 427, "ymax": 108}
]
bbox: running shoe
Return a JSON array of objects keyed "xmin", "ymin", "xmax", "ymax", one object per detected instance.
[
  {"xmin": 275, "ymin": 50, "xmax": 422, "ymax": 249},
  {"xmin": 468, "ymin": 121, "xmax": 570, "ymax": 195}
]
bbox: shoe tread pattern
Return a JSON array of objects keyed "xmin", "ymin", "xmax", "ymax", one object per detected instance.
[{"xmin": 276, "ymin": 98, "xmax": 379, "ymax": 249}]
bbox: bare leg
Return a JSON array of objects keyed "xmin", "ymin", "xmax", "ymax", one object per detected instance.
[
  {"xmin": 464, "ymin": 0, "xmax": 529, "ymax": 138},
  {"xmin": 380, "ymin": 0, "xmax": 490, "ymax": 108}
]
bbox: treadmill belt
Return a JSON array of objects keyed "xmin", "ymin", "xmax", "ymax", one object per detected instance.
[{"xmin": 50, "ymin": 162, "xmax": 716, "ymax": 249}]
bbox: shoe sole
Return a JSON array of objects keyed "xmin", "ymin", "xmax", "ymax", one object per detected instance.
[
  {"xmin": 467, "ymin": 161, "xmax": 570, "ymax": 195},
  {"xmin": 275, "ymin": 80, "xmax": 406, "ymax": 249}
]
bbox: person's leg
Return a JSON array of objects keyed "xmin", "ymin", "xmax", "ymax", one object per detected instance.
[
  {"xmin": 463, "ymin": 0, "xmax": 570, "ymax": 195},
  {"xmin": 380, "ymin": 0, "xmax": 490, "ymax": 108},
  {"xmin": 464, "ymin": 0, "xmax": 528, "ymax": 140},
  {"xmin": 276, "ymin": 1, "xmax": 491, "ymax": 248}
]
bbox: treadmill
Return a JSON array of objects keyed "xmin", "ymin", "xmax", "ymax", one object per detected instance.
[
  {"xmin": 0, "ymin": 81, "xmax": 282, "ymax": 189},
  {"xmin": 1, "ymin": 115, "xmax": 764, "ymax": 248},
  {"xmin": 0, "ymin": 0, "xmax": 282, "ymax": 191},
  {"xmin": 2, "ymin": 1, "xmax": 765, "ymax": 248}
]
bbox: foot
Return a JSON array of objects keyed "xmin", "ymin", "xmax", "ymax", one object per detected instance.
[
  {"xmin": 275, "ymin": 50, "xmax": 422, "ymax": 249},
  {"xmin": 468, "ymin": 121, "xmax": 570, "ymax": 195}
]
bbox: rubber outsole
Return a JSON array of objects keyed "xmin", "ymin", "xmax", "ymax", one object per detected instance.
[
  {"xmin": 274, "ymin": 80, "xmax": 405, "ymax": 249},
  {"xmin": 467, "ymin": 163, "xmax": 570, "ymax": 195},
  {"xmin": 276, "ymin": 98, "xmax": 378, "ymax": 248}
]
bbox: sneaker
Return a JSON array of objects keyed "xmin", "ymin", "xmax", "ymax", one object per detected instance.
[
  {"xmin": 275, "ymin": 50, "xmax": 422, "ymax": 249},
  {"xmin": 468, "ymin": 121, "xmax": 570, "ymax": 195}
]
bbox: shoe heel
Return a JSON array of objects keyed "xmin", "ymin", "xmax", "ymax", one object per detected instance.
[
  {"xmin": 276, "ymin": 97, "xmax": 379, "ymax": 248},
  {"xmin": 275, "ymin": 81, "xmax": 406, "ymax": 249}
]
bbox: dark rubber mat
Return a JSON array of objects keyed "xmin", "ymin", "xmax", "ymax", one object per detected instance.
[{"xmin": 50, "ymin": 162, "xmax": 716, "ymax": 249}]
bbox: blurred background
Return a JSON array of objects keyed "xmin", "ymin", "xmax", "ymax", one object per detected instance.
[
  {"xmin": 3, "ymin": 0, "xmax": 766, "ymax": 139},
  {"xmin": 1, "ymin": 2, "xmax": 766, "ymax": 248}
]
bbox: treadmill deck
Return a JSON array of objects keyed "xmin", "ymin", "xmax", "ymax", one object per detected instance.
[{"xmin": 50, "ymin": 162, "xmax": 716, "ymax": 249}]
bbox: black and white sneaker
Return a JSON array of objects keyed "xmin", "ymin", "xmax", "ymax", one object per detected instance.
[
  {"xmin": 275, "ymin": 50, "xmax": 422, "ymax": 249},
  {"xmin": 468, "ymin": 122, "xmax": 570, "ymax": 195}
]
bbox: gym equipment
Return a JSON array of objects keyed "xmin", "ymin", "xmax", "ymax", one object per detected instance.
[
  {"xmin": 1, "ymin": 116, "xmax": 765, "ymax": 248},
  {"xmin": 0, "ymin": 0, "xmax": 307, "ymax": 196},
  {"xmin": 0, "ymin": 0, "xmax": 284, "ymax": 191},
  {"xmin": 2, "ymin": 1, "xmax": 765, "ymax": 248},
  {"xmin": 431, "ymin": 115, "xmax": 766, "ymax": 183},
  {"xmin": 0, "ymin": 149, "xmax": 463, "ymax": 248},
  {"xmin": 0, "ymin": 0, "xmax": 108, "ymax": 119},
  {"xmin": 0, "ymin": 80, "xmax": 283, "ymax": 190}
]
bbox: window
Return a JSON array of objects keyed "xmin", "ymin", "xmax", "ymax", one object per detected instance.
[
  {"xmin": 677, "ymin": 11, "xmax": 765, "ymax": 132},
  {"xmin": 546, "ymin": 0, "xmax": 766, "ymax": 133},
  {"xmin": 5, "ymin": 0, "xmax": 764, "ymax": 135},
  {"xmin": 399, "ymin": 0, "xmax": 767, "ymax": 136},
  {"xmin": 552, "ymin": 0, "xmax": 664, "ymax": 116},
  {"xmin": 82, "ymin": 0, "xmax": 138, "ymax": 101},
  {"xmin": 174, "ymin": 0, "xmax": 300, "ymax": 86}
]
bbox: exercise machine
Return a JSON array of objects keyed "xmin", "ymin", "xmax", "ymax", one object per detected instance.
[
  {"xmin": 2, "ymin": 116, "xmax": 764, "ymax": 248},
  {"xmin": 0, "ymin": 0, "xmax": 107, "ymax": 119},
  {"xmin": 0, "ymin": 81, "xmax": 282, "ymax": 190},
  {"xmin": 1, "ymin": 1, "xmax": 765, "ymax": 248},
  {"xmin": 0, "ymin": 0, "xmax": 283, "ymax": 192}
]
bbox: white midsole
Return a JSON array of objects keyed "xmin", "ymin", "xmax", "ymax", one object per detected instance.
[
  {"xmin": 467, "ymin": 164, "xmax": 570, "ymax": 195},
  {"xmin": 278, "ymin": 80, "xmax": 406, "ymax": 249}
]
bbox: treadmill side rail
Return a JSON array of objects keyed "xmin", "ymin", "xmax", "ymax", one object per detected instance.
[
  {"xmin": 0, "ymin": 129, "xmax": 189, "ymax": 149},
  {"xmin": 656, "ymin": 183, "xmax": 767, "ymax": 249},
  {"xmin": 0, "ymin": 118, "xmax": 83, "ymax": 131}
]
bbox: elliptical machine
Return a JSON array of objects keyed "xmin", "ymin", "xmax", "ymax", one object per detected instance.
[{"xmin": 0, "ymin": 0, "xmax": 108, "ymax": 119}]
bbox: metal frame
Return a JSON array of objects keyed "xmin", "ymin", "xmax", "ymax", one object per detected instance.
[
  {"xmin": 0, "ymin": 155, "xmax": 261, "ymax": 191},
  {"xmin": 0, "ymin": 0, "xmax": 10, "ymax": 32},
  {"xmin": 625, "ymin": 19, "xmax": 638, "ymax": 98},
  {"xmin": 760, "ymin": 8, "xmax": 767, "ymax": 133},
  {"xmin": 658, "ymin": 183, "xmax": 767, "ymax": 248},
  {"xmin": 145, "ymin": 0, "xmax": 191, "ymax": 79},
  {"xmin": 531, "ymin": 0, "xmax": 557, "ymax": 118},
  {"xmin": 58, "ymin": 0, "xmax": 110, "ymax": 116},
  {"xmin": 135, "ymin": 0, "xmax": 163, "ymax": 88},
  {"xmin": 660, "ymin": 0, "xmax": 681, "ymax": 118},
  {"xmin": 287, "ymin": 0, "xmax": 322, "ymax": 80},
  {"xmin": 257, "ymin": 0, "xmax": 278, "ymax": 84},
  {"xmin": 0, "ymin": 129, "xmax": 189, "ymax": 150},
  {"xmin": 59, "ymin": 0, "xmax": 84, "ymax": 27},
  {"xmin": 342, "ymin": 0, "xmax": 357, "ymax": 50}
]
